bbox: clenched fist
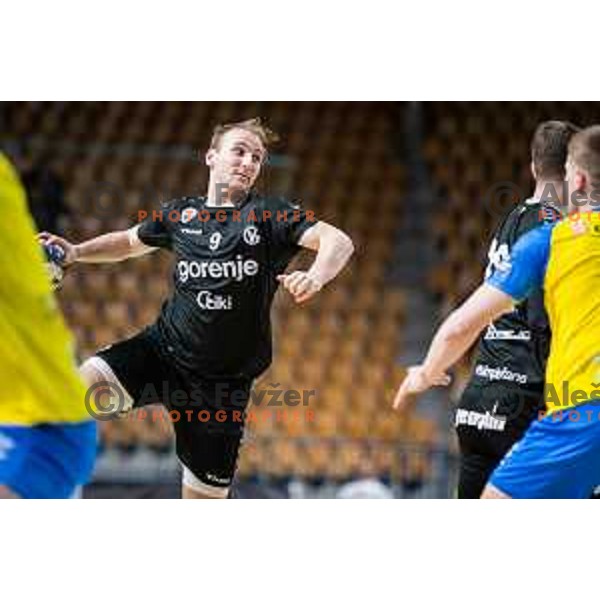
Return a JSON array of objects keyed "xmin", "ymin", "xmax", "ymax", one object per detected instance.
[{"xmin": 277, "ymin": 271, "xmax": 323, "ymax": 304}]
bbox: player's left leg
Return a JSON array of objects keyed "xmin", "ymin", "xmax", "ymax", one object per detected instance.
[
  {"xmin": 172, "ymin": 378, "xmax": 251, "ymax": 500},
  {"xmin": 458, "ymin": 452, "xmax": 503, "ymax": 499},
  {"xmin": 181, "ymin": 466, "xmax": 230, "ymax": 499},
  {"xmin": 456, "ymin": 424, "xmax": 512, "ymax": 499},
  {"xmin": 176, "ymin": 424, "xmax": 244, "ymax": 499}
]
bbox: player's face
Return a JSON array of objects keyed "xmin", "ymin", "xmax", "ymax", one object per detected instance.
[{"xmin": 206, "ymin": 129, "xmax": 266, "ymax": 195}]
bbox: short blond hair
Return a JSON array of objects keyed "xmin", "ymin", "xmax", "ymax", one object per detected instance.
[
  {"xmin": 209, "ymin": 117, "xmax": 279, "ymax": 152},
  {"xmin": 569, "ymin": 125, "xmax": 600, "ymax": 184}
]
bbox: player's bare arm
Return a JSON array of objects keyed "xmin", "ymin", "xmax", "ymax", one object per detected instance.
[
  {"xmin": 393, "ymin": 284, "xmax": 515, "ymax": 412},
  {"xmin": 38, "ymin": 225, "xmax": 157, "ymax": 265},
  {"xmin": 277, "ymin": 221, "xmax": 354, "ymax": 304}
]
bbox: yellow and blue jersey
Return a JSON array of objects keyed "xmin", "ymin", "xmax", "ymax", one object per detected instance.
[
  {"xmin": 488, "ymin": 212, "xmax": 600, "ymax": 415},
  {"xmin": 0, "ymin": 152, "xmax": 90, "ymax": 425}
]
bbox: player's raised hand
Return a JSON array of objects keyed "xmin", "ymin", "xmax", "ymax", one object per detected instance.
[
  {"xmin": 392, "ymin": 366, "xmax": 451, "ymax": 412},
  {"xmin": 38, "ymin": 232, "xmax": 78, "ymax": 266},
  {"xmin": 277, "ymin": 271, "xmax": 323, "ymax": 304}
]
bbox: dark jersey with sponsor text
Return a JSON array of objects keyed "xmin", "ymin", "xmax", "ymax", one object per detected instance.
[
  {"xmin": 454, "ymin": 198, "xmax": 559, "ymax": 497},
  {"xmin": 474, "ymin": 198, "xmax": 559, "ymax": 388},
  {"xmin": 137, "ymin": 194, "xmax": 316, "ymax": 380},
  {"xmin": 458, "ymin": 198, "xmax": 560, "ymax": 416}
]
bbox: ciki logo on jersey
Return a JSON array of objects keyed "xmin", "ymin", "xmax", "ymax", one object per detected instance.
[{"xmin": 196, "ymin": 291, "xmax": 233, "ymax": 311}]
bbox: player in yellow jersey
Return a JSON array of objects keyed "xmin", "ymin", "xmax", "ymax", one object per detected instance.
[
  {"xmin": 393, "ymin": 125, "xmax": 600, "ymax": 498},
  {"xmin": 0, "ymin": 153, "xmax": 96, "ymax": 499}
]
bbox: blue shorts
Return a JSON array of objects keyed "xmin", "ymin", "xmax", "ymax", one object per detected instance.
[
  {"xmin": 489, "ymin": 402, "xmax": 600, "ymax": 498},
  {"xmin": 0, "ymin": 422, "xmax": 97, "ymax": 499}
]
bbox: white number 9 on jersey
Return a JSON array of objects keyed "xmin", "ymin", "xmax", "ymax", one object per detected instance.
[{"xmin": 209, "ymin": 232, "xmax": 222, "ymax": 251}]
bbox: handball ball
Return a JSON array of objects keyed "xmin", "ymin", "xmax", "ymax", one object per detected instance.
[{"xmin": 43, "ymin": 243, "xmax": 66, "ymax": 290}]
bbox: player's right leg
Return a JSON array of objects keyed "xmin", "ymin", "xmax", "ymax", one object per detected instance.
[
  {"xmin": 86, "ymin": 327, "xmax": 248, "ymax": 499},
  {"xmin": 80, "ymin": 327, "xmax": 168, "ymax": 419},
  {"xmin": 80, "ymin": 356, "xmax": 134, "ymax": 418}
]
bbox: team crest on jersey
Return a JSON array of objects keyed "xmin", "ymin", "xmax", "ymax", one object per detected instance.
[
  {"xmin": 181, "ymin": 207, "xmax": 198, "ymax": 224},
  {"xmin": 243, "ymin": 225, "xmax": 261, "ymax": 246}
]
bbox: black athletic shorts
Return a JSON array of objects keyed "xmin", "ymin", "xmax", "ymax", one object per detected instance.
[
  {"xmin": 455, "ymin": 382, "xmax": 545, "ymax": 499},
  {"xmin": 95, "ymin": 326, "xmax": 253, "ymax": 491}
]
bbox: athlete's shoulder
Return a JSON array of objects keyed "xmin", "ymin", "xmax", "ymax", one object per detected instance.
[
  {"xmin": 487, "ymin": 222, "xmax": 555, "ymax": 301},
  {"xmin": 518, "ymin": 220, "xmax": 556, "ymax": 247},
  {"xmin": 511, "ymin": 198, "xmax": 561, "ymax": 236}
]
